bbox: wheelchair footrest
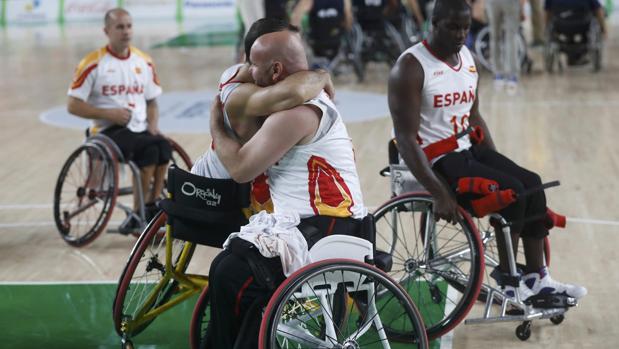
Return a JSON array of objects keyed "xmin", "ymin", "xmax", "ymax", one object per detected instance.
[{"xmin": 526, "ymin": 294, "xmax": 577, "ymax": 309}]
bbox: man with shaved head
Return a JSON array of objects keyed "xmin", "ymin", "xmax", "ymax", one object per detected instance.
[
  {"xmin": 67, "ymin": 8, "xmax": 169, "ymax": 232},
  {"xmin": 203, "ymin": 28, "xmax": 367, "ymax": 349}
]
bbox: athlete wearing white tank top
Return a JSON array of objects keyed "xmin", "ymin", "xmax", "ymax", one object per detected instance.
[
  {"xmin": 402, "ymin": 41, "xmax": 477, "ymax": 164},
  {"xmin": 389, "ymin": 0, "xmax": 587, "ymax": 302}
]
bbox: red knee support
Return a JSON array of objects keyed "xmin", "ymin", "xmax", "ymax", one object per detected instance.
[
  {"xmin": 470, "ymin": 189, "xmax": 517, "ymax": 217},
  {"xmin": 545, "ymin": 207, "xmax": 566, "ymax": 229},
  {"xmin": 457, "ymin": 177, "xmax": 499, "ymax": 195}
]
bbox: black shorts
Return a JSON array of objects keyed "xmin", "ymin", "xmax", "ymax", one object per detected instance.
[
  {"xmin": 102, "ymin": 126, "xmax": 171, "ymax": 167},
  {"xmin": 433, "ymin": 145, "xmax": 548, "ymax": 239}
]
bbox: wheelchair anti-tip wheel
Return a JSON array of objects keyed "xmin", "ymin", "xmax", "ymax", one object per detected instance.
[
  {"xmin": 373, "ymin": 192, "xmax": 484, "ymax": 340},
  {"xmin": 258, "ymin": 259, "xmax": 429, "ymax": 349},
  {"xmin": 53, "ymin": 143, "xmax": 119, "ymax": 247},
  {"xmin": 112, "ymin": 211, "xmax": 196, "ymax": 337}
]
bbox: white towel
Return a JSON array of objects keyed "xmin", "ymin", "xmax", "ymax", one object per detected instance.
[{"xmin": 223, "ymin": 210, "xmax": 312, "ymax": 276}]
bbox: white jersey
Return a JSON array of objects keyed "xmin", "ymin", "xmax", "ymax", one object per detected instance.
[
  {"xmin": 68, "ymin": 46, "xmax": 162, "ymax": 133},
  {"xmin": 267, "ymin": 92, "xmax": 366, "ymax": 219},
  {"xmin": 403, "ymin": 40, "xmax": 478, "ymax": 163},
  {"xmin": 191, "ymin": 64, "xmax": 245, "ymax": 179}
]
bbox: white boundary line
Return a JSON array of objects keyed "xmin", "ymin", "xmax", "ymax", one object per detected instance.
[
  {"xmin": 567, "ymin": 217, "xmax": 619, "ymax": 226},
  {"xmin": 0, "ymin": 280, "xmax": 117, "ymax": 285},
  {"xmin": 2, "ymin": 217, "xmax": 618, "ymax": 229},
  {"xmin": 0, "ymin": 204, "xmax": 53, "ymax": 209},
  {"xmin": 0, "ymin": 220, "xmax": 123, "ymax": 228},
  {"xmin": 439, "ymin": 285, "xmax": 457, "ymax": 349}
]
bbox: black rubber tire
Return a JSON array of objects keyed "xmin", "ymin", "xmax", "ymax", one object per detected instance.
[
  {"xmin": 53, "ymin": 143, "xmax": 118, "ymax": 247},
  {"xmin": 258, "ymin": 259, "xmax": 429, "ymax": 349},
  {"xmin": 373, "ymin": 192, "xmax": 484, "ymax": 340}
]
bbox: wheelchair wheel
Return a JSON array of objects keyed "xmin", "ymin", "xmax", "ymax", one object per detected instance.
[
  {"xmin": 384, "ymin": 21, "xmax": 407, "ymax": 65},
  {"xmin": 259, "ymin": 259, "xmax": 429, "ymax": 349},
  {"xmin": 168, "ymin": 138, "xmax": 193, "ymax": 170},
  {"xmin": 113, "ymin": 211, "xmax": 196, "ymax": 337},
  {"xmin": 473, "ymin": 26, "xmax": 528, "ymax": 73},
  {"xmin": 189, "ymin": 285, "xmax": 210, "ymax": 349},
  {"xmin": 474, "ymin": 217, "xmax": 551, "ymax": 304},
  {"xmin": 344, "ymin": 23, "xmax": 366, "ymax": 82},
  {"xmin": 373, "ymin": 192, "xmax": 484, "ymax": 340},
  {"xmin": 53, "ymin": 143, "xmax": 118, "ymax": 247}
]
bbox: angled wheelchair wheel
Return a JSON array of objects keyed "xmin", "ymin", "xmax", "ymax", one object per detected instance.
[
  {"xmin": 373, "ymin": 192, "xmax": 484, "ymax": 340},
  {"xmin": 473, "ymin": 26, "xmax": 528, "ymax": 73},
  {"xmin": 384, "ymin": 21, "xmax": 407, "ymax": 66},
  {"xmin": 113, "ymin": 211, "xmax": 196, "ymax": 337},
  {"xmin": 259, "ymin": 259, "xmax": 429, "ymax": 349},
  {"xmin": 168, "ymin": 138, "xmax": 193, "ymax": 170},
  {"xmin": 189, "ymin": 285, "xmax": 210, "ymax": 349},
  {"xmin": 53, "ymin": 143, "xmax": 118, "ymax": 247}
]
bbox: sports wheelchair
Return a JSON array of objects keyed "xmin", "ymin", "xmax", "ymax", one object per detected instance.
[
  {"xmin": 354, "ymin": 16, "xmax": 408, "ymax": 68},
  {"xmin": 375, "ymin": 139, "xmax": 576, "ymax": 341},
  {"xmin": 470, "ymin": 22, "xmax": 533, "ymax": 74},
  {"xmin": 305, "ymin": 23, "xmax": 367, "ymax": 82},
  {"xmin": 113, "ymin": 166, "xmax": 429, "ymax": 348},
  {"xmin": 53, "ymin": 131, "xmax": 192, "ymax": 247},
  {"xmin": 544, "ymin": 3, "xmax": 603, "ymax": 73}
]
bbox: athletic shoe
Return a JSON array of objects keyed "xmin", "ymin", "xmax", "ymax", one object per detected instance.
[
  {"xmin": 505, "ymin": 76, "xmax": 518, "ymax": 96},
  {"xmin": 118, "ymin": 215, "xmax": 141, "ymax": 235},
  {"xmin": 493, "ymin": 74, "xmax": 504, "ymax": 90},
  {"xmin": 502, "ymin": 279, "xmax": 535, "ymax": 302},
  {"xmin": 523, "ymin": 266, "xmax": 587, "ymax": 300}
]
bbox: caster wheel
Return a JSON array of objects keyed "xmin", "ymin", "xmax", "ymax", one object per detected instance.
[
  {"xmin": 550, "ymin": 314, "xmax": 565, "ymax": 325},
  {"xmin": 121, "ymin": 338, "xmax": 134, "ymax": 349},
  {"xmin": 516, "ymin": 322, "xmax": 531, "ymax": 341}
]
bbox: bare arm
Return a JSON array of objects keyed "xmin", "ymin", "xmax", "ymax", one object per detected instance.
[
  {"xmin": 468, "ymin": 58, "xmax": 496, "ymax": 151},
  {"xmin": 226, "ymin": 68, "xmax": 333, "ymax": 120},
  {"xmin": 405, "ymin": 0, "xmax": 425, "ymax": 28},
  {"xmin": 291, "ymin": 0, "xmax": 313, "ymax": 28},
  {"xmin": 595, "ymin": 7, "xmax": 607, "ymax": 38},
  {"xmin": 146, "ymin": 99, "xmax": 160, "ymax": 135},
  {"xmin": 211, "ymin": 97, "xmax": 319, "ymax": 182},
  {"xmin": 343, "ymin": 0, "xmax": 353, "ymax": 31},
  {"xmin": 388, "ymin": 54, "xmax": 457, "ymax": 223},
  {"xmin": 67, "ymin": 96, "xmax": 131, "ymax": 126}
]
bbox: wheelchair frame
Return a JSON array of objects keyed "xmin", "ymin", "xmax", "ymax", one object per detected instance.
[
  {"xmin": 472, "ymin": 25, "xmax": 532, "ymax": 75},
  {"xmin": 114, "ymin": 166, "xmax": 430, "ymax": 349},
  {"xmin": 376, "ymin": 148, "xmax": 576, "ymax": 341},
  {"xmin": 543, "ymin": 10, "xmax": 603, "ymax": 73},
  {"xmin": 53, "ymin": 132, "xmax": 192, "ymax": 247}
]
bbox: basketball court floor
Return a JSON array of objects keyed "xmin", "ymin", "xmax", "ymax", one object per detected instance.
[{"xmin": 1, "ymin": 18, "xmax": 618, "ymax": 348}]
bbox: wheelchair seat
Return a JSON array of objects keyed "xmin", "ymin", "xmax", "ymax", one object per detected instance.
[
  {"xmin": 159, "ymin": 165, "xmax": 250, "ymax": 247},
  {"xmin": 549, "ymin": 3, "xmax": 594, "ymax": 39}
]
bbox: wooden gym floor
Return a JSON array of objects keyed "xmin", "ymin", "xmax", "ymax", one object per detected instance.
[{"xmin": 0, "ymin": 20, "xmax": 618, "ymax": 348}]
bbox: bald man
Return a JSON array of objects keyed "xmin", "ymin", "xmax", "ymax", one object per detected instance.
[
  {"xmin": 204, "ymin": 30, "xmax": 367, "ymax": 348},
  {"xmin": 67, "ymin": 8, "xmax": 169, "ymax": 232}
]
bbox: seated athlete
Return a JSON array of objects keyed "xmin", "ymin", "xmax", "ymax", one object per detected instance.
[
  {"xmin": 205, "ymin": 30, "xmax": 367, "ymax": 348},
  {"xmin": 290, "ymin": 0, "xmax": 353, "ymax": 61},
  {"xmin": 191, "ymin": 18, "xmax": 334, "ymax": 212},
  {"xmin": 388, "ymin": 0, "xmax": 586, "ymax": 301}
]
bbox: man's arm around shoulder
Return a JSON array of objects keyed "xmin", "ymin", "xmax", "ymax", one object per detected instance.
[{"xmin": 212, "ymin": 99, "xmax": 319, "ymax": 183}]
